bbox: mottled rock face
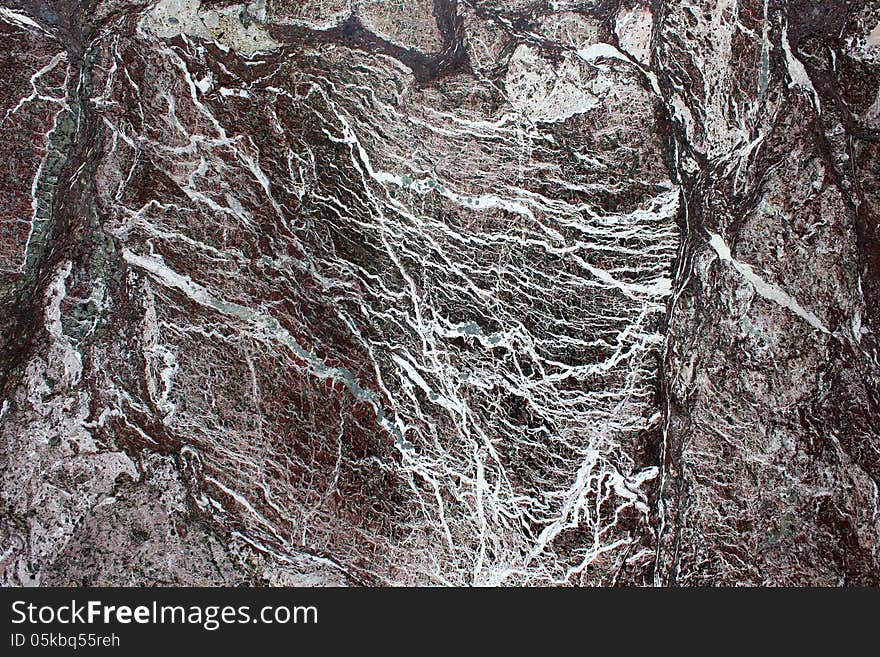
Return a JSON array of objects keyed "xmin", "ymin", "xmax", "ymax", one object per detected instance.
[{"xmin": 0, "ymin": 0, "xmax": 877, "ymax": 586}]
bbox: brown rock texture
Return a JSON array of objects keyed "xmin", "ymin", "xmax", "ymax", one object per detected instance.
[{"xmin": 0, "ymin": 0, "xmax": 877, "ymax": 586}]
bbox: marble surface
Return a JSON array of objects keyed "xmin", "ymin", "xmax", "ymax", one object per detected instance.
[{"xmin": 0, "ymin": 0, "xmax": 878, "ymax": 586}]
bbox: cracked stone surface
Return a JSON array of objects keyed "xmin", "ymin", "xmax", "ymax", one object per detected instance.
[{"xmin": 0, "ymin": 0, "xmax": 878, "ymax": 586}]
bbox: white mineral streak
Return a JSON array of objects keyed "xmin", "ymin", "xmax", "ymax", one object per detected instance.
[
  {"xmin": 708, "ymin": 232, "xmax": 829, "ymax": 333},
  {"xmin": 656, "ymin": 0, "xmax": 764, "ymax": 159},
  {"xmin": 781, "ymin": 23, "xmax": 822, "ymax": 114},
  {"xmin": 68, "ymin": 0, "xmax": 682, "ymax": 585},
  {"xmin": 0, "ymin": 6, "xmax": 47, "ymax": 32},
  {"xmin": 141, "ymin": 282, "xmax": 179, "ymax": 423},
  {"xmin": 3, "ymin": 0, "xmax": 877, "ymax": 590},
  {"xmin": 121, "ymin": 249, "xmax": 409, "ymax": 446},
  {"xmin": 44, "ymin": 262, "xmax": 83, "ymax": 385},
  {"xmin": 0, "ymin": 34, "xmax": 71, "ymax": 274}
]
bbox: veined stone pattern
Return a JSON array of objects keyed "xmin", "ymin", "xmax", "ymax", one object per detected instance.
[{"xmin": 0, "ymin": 0, "xmax": 878, "ymax": 586}]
